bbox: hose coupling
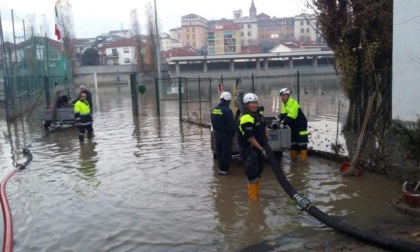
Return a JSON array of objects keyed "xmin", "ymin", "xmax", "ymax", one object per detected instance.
[{"xmin": 293, "ymin": 194, "xmax": 312, "ymax": 211}]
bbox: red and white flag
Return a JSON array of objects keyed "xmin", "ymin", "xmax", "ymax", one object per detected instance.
[{"xmin": 55, "ymin": 5, "xmax": 61, "ymax": 40}]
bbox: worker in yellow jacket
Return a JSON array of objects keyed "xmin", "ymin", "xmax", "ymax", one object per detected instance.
[
  {"xmin": 74, "ymin": 93, "xmax": 93, "ymax": 141},
  {"xmin": 278, "ymin": 88, "xmax": 308, "ymax": 160}
]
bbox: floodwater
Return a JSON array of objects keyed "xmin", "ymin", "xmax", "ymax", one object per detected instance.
[{"xmin": 0, "ymin": 86, "xmax": 414, "ymax": 252}]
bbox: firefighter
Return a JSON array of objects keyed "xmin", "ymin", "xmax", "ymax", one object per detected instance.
[
  {"xmin": 238, "ymin": 93, "xmax": 269, "ymax": 200},
  {"xmin": 74, "ymin": 92, "xmax": 93, "ymax": 141},
  {"xmin": 211, "ymin": 91, "xmax": 236, "ymax": 175},
  {"xmin": 278, "ymin": 88, "xmax": 308, "ymax": 160}
]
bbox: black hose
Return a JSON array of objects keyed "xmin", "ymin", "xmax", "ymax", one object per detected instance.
[
  {"xmin": 16, "ymin": 148, "xmax": 33, "ymax": 170},
  {"xmin": 262, "ymin": 144, "xmax": 420, "ymax": 252}
]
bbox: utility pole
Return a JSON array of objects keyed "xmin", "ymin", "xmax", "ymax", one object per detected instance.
[{"xmin": 154, "ymin": 0, "xmax": 161, "ymax": 80}]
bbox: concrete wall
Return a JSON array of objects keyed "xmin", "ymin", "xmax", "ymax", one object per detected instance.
[
  {"xmin": 73, "ymin": 65, "xmax": 137, "ymax": 86},
  {"xmin": 393, "ymin": 0, "xmax": 420, "ymax": 122}
]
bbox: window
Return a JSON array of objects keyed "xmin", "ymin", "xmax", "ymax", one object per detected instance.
[
  {"xmin": 241, "ymin": 31, "xmax": 244, "ymax": 37},
  {"xmin": 300, "ymin": 28, "xmax": 304, "ymax": 34},
  {"xmin": 123, "ymin": 47, "xmax": 129, "ymax": 53},
  {"xmin": 306, "ymin": 28, "xmax": 310, "ymax": 33},
  {"xmin": 112, "ymin": 49, "xmax": 117, "ymax": 56},
  {"xmin": 192, "ymin": 27, "xmax": 195, "ymax": 32},
  {"xmin": 193, "ymin": 35, "xmax": 195, "ymax": 39},
  {"xmin": 248, "ymin": 24, "xmax": 251, "ymax": 28},
  {"xmin": 124, "ymin": 58, "xmax": 130, "ymax": 63},
  {"xmin": 306, "ymin": 21, "xmax": 310, "ymax": 25},
  {"xmin": 300, "ymin": 21, "xmax": 303, "ymax": 25},
  {"xmin": 248, "ymin": 31, "xmax": 251, "ymax": 36}
]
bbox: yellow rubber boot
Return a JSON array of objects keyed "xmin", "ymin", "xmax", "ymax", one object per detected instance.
[
  {"xmin": 247, "ymin": 182, "xmax": 259, "ymax": 200},
  {"xmin": 290, "ymin": 150, "xmax": 298, "ymax": 161},
  {"xmin": 300, "ymin": 150, "xmax": 307, "ymax": 160}
]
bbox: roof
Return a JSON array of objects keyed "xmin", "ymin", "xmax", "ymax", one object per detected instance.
[
  {"xmin": 16, "ymin": 36, "xmax": 61, "ymax": 49},
  {"xmin": 104, "ymin": 38, "xmax": 135, "ymax": 48},
  {"xmin": 257, "ymin": 13, "xmax": 270, "ymax": 18},
  {"xmin": 209, "ymin": 24, "xmax": 240, "ymax": 32},
  {"xmin": 161, "ymin": 47, "xmax": 199, "ymax": 58},
  {"xmin": 240, "ymin": 45, "xmax": 261, "ymax": 54}
]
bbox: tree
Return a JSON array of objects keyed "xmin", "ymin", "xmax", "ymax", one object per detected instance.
[
  {"xmin": 145, "ymin": 2, "xmax": 157, "ymax": 72},
  {"xmin": 308, "ymin": 0, "xmax": 393, "ymax": 133},
  {"xmin": 56, "ymin": 0, "xmax": 75, "ymax": 70},
  {"xmin": 130, "ymin": 9, "xmax": 145, "ymax": 72},
  {"xmin": 81, "ymin": 48, "xmax": 99, "ymax": 66}
]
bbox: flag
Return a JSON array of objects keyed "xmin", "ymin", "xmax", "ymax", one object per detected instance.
[{"xmin": 55, "ymin": 6, "xmax": 61, "ymax": 40}]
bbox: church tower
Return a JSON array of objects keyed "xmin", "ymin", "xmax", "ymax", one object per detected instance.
[{"xmin": 249, "ymin": 0, "xmax": 257, "ymax": 18}]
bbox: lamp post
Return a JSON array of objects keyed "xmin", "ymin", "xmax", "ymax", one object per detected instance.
[{"xmin": 154, "ymin": 0, "xmax": 162, "ymax": 80}]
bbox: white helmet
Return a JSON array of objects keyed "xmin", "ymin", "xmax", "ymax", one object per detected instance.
[
  {"xmin": 279, "ymin": 88, "xmax": 290, "ymax": 95},
  {"xmin": 243, "ymin": 93, "xmax": 258, "ymax": 103},
  {"xmin": 220, "ymin": 91, "xmax": 232, "ymax": 101}
]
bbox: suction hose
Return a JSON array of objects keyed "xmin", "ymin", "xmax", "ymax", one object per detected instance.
[
  {"xmin": 261, "ymin": 144, "xmax": 420, "ymax": 252},
  {"xmin": 1, "ymin": 149, "xmax": 33, "ymax": 252}
]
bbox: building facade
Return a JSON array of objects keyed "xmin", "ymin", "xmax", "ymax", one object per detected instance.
[
  {"xmin": 294, "ymin": 13, "xmax": 318, "ymax": 42},
  {"xmin": 207, "ymin": 24, "xmax": 241, "ymax": 55},
  {"xmin": 181, "ymin": 14, "xmax": 208, "ymax": 50},
  {"xmin": 258, "ymin": 15, "xmax": 295, "ymax": 44}
]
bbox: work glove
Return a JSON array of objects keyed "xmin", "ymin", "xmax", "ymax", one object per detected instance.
[{"xmin": 259, "ymin": 148, "xmax": 267, "ymax": 159}]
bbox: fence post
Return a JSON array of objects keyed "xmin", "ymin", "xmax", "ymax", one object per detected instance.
[
  {"xmin": 209, "ymin": 78, "xmax": 212, "ymax": 110},
  {"xmin": 297, "ymin": 70, "xmax": 300, "ymax": 103},
  {"xmin": 130, "ymin": 73, "xmax": 139, "ymax": 116},
  {"xmin": 252, "ymin": 73, "xmax": 255, "ymax": 93},
  {"xmin": 178, "ymin": 77, "xmax": 182, "ymax": 121},
  {"xmin": 198, "ymin": 77, "xmax": 202, "ymax": 123},
  {"xmin": 154, "ymin": 77, "xmax": 160, "ymax": 116},
  {"xmin": 44, "ymin": 76, "xmax": 50, "ymax": 106},
  {"xmin": 4, "ymin": 77, "xmax": 10, "ymax": 121}
]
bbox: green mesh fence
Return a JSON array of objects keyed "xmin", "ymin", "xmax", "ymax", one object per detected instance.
[{"xmin": 0, "ymin": 36, "xmax": 71, "ymax": 121}]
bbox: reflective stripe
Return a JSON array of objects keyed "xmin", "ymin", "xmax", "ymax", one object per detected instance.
[
  {"xmin": 211, "ymin": 109, "xmax": 223, "ymax": 115},
  {"xmin": 299, "ymin": 130, "xmax": 308, "ymax": 136}
]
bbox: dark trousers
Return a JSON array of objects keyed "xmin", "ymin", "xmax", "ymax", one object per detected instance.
[
  {"xmin": 291, "ymin": 126, "xmax": 308, "ymax": 152},
  {"xmin": 215, "ymin": 131, "xmax": 233, "ymax": 172},
  {"xmin": 78, "ymin": 124, "xmax": 93, "ymax": 135},
  {"xmin": 242, "ymin": 148, "xmax": 264, "ymax": 182}
]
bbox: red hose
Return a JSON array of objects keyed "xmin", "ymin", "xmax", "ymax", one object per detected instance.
[{"xmin": 1, "ymin": 167, "xmax": 19, "ymax": 252}]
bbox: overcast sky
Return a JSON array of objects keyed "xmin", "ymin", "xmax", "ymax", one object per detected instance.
[{"xmin": 0, "ymin": 0, "xmax": 311, "ymax": 41}]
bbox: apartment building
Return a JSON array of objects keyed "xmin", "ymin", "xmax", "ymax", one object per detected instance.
[
  {"xmin": 207, "ymin": 24, "xmax": 241, "ymax": 55},
  {"xmin": 294, "ymin": 13, "xmax": 318, "ymax": 42},
  {"xmin": 181, "ymin": 14, "xmax": 208, "ymax": 50}
]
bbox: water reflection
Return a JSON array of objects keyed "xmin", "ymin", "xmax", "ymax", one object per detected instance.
[{"xmin": 78, "ymin": 141, "xmax": 99, "ymax": 185}]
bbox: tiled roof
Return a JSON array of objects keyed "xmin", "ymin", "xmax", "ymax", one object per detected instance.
[
  {"xmin": 209, "ymin": 23, "xmax": 240, "ymax": 31},
  {"xmin": 240, "ymin": 45, "xmax": 261, "ymax": 54},
  {"xmin": 103, "ymin": 38, "xmax": 141, "ymax": 48},
  {"xmin": 162, "ymin": 47, "xmax": 199, "ymax": 58}
]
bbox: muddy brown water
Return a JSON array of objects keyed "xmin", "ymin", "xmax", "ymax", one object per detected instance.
[{"xmin": 0, "ymin": 86, "xmax": 413, "ymax": 251}]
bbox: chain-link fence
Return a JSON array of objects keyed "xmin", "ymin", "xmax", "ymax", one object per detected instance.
[
  {"xmin": 153, "ymin": 69, "xmax": 352, "ymax": 154},
  {"xmin": 0, "ymin": 36, "xmax": 71, "ymax": 121}
]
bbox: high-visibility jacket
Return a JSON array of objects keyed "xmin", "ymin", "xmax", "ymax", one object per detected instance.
[
  {"xmin": 279, "ymin": 97, "xmax": 307, "ymax": 130},
  {"xmin": 74, "ymin": 100, "xmax": 92, "ymax": 125},
  {"xmin": 238, "ymin": 110, "xmax": 266, "ymax": 150}
]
